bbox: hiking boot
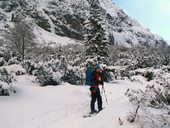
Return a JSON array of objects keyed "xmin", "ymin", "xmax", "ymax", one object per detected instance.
[
  {"xmin": 90, "ymin": 110, "xmax": 97, "ymax": 114},
  {"xmin": 98, "ymin": 107, "xmax": 104, "ymax": 112}
]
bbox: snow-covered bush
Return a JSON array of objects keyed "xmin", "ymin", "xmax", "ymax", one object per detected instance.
[
  {"xmin": 107, "ymin": 66, "xmax": 131, "ymax": 80},
  {"xmin": 22, "ymin": 60, "xmax": 38, "ymax": 75},
  {"xmin": 3, "ymin": 64, "xmax": 26, "ymax": 75},
  {"xmin": 0, "ymin": 57, "xmax": 6, "ymax": 66},
  {"xmin": 0, "ymin": 67, "xmax": 12, "ymax": 84},
  {"xmin": 125, "ymin": 85, "xmax": 170, "ymax": 108},
  {"xmin": 125, "ymin": 66, "xmax": 170, "ymax": 128},
  {"xmin": 24, "ymin": 44, "xmax": 86, "ymax": 86},
  {"xmin": 23, "ymin": 43, "xmax": 169, "ymax": 86},
  {"xmin": 61, "ymin": 65, "xmax": 83, "ymax": 85},
  {"xmin": 98, "ymin": 65, "xmax": 116, "ymax": 82},
  {"xmin": 22, "ymin": 59, "xmax": 63, "ymax": 86},
  {"xmin": 126, "ymin": 105, "xmax": 170, "ymax": 128},
  {"xmin": 0, "ymin": 64, "xmax": 26, "ymax": 96},
  {"xmin": 36, "ymin": 65, "xmax": 62, "ymax": 86},
  {"xmin": 130, "ymin": 68, "xmax": 154, "ymax": 82},
  {"xmin": 32, "ymin": 58, "xmax": 64, "ymax": 86},
  {"xmin": 110, "ymin": 46, "xmax": 170, "ymax": 69},
  {"xmin": 101, "ymin": 67, "xmax": 114, "ymax": 82},
  {"xmin": 8, "ymin": 57, "xmax": 20, "ymax": 65},
  {"xmin": 1, "ymin": 65, "xmax": 25, "ymax": 76},
  {"xmin": 125, "ymin": 85, "xmax": 170, "ymax": 128},
  {"xmin": 0, "ymin": 82, "xmax": 9, "ymax": 96},
  {"xmin": 126, "ymin": 66, "xmax": 170, "ymax": 107},
  {"xmin": 19, "ymin": 43, "xmax": 170, "ymax": 86}
]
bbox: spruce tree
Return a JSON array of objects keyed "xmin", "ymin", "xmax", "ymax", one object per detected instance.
[{"xmin": 84, "ymin": 0, "xmax": 110, "ymax": 65}]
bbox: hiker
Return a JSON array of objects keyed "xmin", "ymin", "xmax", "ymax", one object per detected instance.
[{"xmin": 89, "ymin": 64, "xmax": 104, "ymax": 114}]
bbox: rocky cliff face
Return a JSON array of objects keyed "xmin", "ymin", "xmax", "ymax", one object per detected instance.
[{"xmin": 0, "ymin": 0, "xmax": 167, "ymax": 47}]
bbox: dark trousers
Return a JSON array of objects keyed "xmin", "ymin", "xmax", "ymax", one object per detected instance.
[{"xmin": 90, "ymin": 87, "xmax": 102, "ymax": 112}]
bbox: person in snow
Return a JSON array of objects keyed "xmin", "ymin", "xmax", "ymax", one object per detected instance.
[{"xmin": 90, "ymin": 64, "xmax": 104, "ymax": 114}]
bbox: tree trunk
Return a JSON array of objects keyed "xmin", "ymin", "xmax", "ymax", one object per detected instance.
[{"xmin": 22, "ymin": 36, "xmax": 25, "ymax": 61}]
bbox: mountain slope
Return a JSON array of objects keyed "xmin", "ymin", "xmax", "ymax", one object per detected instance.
[{"xmin": 0, "ymin": 0, "xmax": 167, "ymax": 47}]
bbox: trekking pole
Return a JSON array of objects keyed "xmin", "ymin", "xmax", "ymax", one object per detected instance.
[{"xmin": 102, "ymin": 85, "xmax": 108, "ymax": 104}]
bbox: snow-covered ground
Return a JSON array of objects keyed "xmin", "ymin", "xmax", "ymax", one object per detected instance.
[{"xmin": 0, "ymin": 75, "xmax": 145, "ymax": 128}]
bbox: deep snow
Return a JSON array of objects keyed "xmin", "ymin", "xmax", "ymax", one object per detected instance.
[{"xmin": 0, "ymin": 75, "xmax": 145, "ymax": 128}]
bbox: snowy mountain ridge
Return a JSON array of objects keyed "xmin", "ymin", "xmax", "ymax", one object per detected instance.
[{"xmin": 0, "ymin": 0, "xmax": 167, "ymax": 47}]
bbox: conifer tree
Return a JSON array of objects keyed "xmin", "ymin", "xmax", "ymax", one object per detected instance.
[{"xmin": 84, "ymin": 0, "xmax": 110, "ymax": 65}]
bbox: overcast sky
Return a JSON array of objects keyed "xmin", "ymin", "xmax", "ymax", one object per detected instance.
[{"xmin": 113, "ymin": 0, "xmax": 170, "ymax": 44}]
